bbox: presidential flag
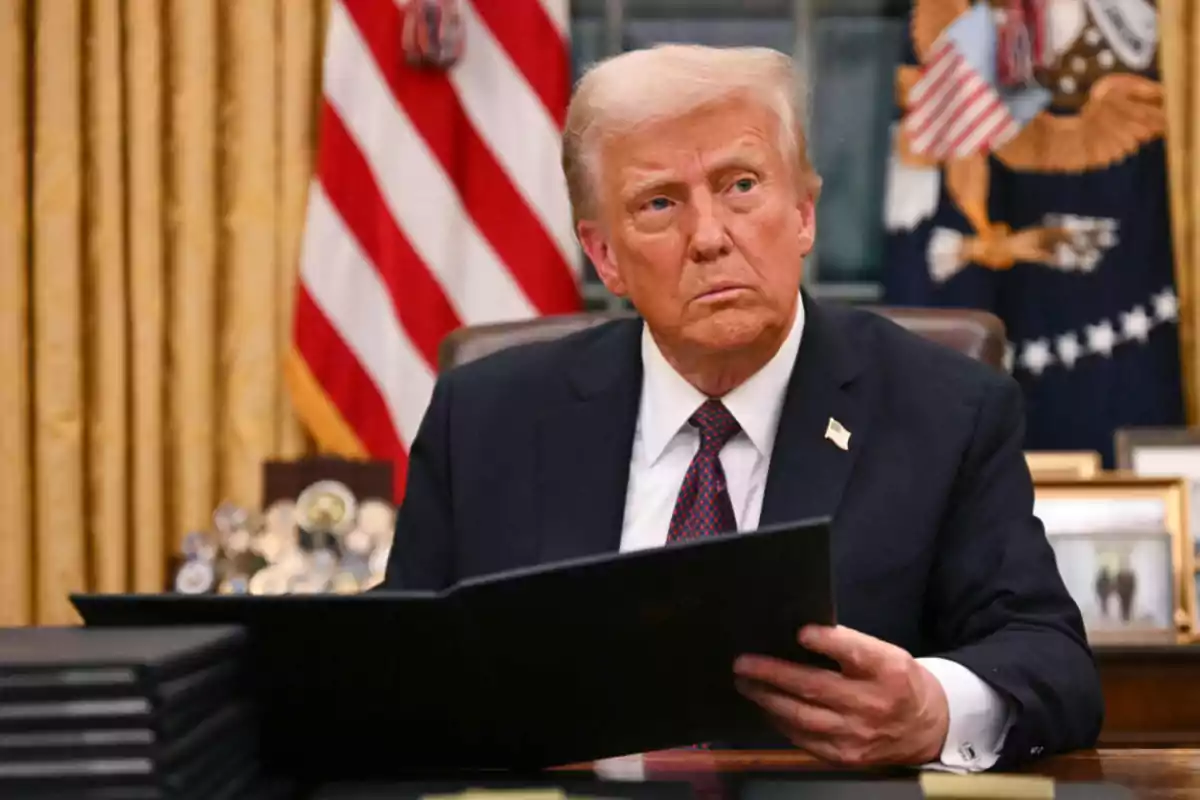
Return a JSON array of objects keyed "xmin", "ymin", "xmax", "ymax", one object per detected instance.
[
  {"xmin": 287, "ymin": 0, "xmax": 582, "ymax": 499},
  {"xmin": 882, "ymin": 0, "xmax": 1182, "ymax": 465}
]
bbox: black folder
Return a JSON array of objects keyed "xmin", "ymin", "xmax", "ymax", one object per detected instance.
[
  {"xmin": 0, "ymin": 626, "xmax": 244, "ymax": 703},
  {"xmin": 0, "ymin": 658, "xmax": 241, "ymax": 734},
  {"xmin": 71, "ymin": 516, "xmax": 835, "ymax": 779}
]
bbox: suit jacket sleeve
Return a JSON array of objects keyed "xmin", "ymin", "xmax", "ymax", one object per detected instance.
[
  {"xmin": 927, "ymin": 375, "xmax": 1103, "ymax": 768},
  {"xmin": 381, "ymin": 374, "xmax": 455, "ymax": 592}
]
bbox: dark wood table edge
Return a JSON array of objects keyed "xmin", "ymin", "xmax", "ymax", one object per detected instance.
[{"xmin": 567, "ymin": 748, "xmax": 1187, "ymax": 778}]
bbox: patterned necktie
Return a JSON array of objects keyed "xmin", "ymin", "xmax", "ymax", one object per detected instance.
[{"xmin": 667, "ymin": 399, "xmax": 741, "ymax": 543}]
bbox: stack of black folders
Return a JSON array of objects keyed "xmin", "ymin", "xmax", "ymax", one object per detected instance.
[
  {"xmin": 0, "ymin": 625, "xmax": 290, "ymax": 799},
  {"xmin": 71, "ymin": 517, "xmax": 836, "ymax": 788}
]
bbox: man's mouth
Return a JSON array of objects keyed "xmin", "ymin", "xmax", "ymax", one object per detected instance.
[{"xmin": 696, "ymin": 284, "xmax": 750, "ymax": 301}]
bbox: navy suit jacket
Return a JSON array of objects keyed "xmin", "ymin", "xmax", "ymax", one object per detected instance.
[{"xmin": 383, "ymin": 292, "xmax": 1104, "ymax": 768}]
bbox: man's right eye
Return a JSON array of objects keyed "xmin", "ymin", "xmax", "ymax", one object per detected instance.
[{"xmin": 645, "ymin": 197, "xmax": 672, "ymax": 211}]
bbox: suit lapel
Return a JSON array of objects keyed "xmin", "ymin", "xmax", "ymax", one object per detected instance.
[
  {"xmin": 760, "ymin": 293, "xmax": 873, "ymax": 529},
  {"xmin": 536, "ymin": 319, "xmax": 644, "ymax": 563}
]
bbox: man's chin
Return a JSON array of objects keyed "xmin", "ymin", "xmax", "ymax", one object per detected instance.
[{"xmin": 680, "ymin": 309, "xmax": 779, "ymax": 354}]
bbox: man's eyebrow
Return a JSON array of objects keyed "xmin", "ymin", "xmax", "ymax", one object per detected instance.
[
  {"xmin": 621, "ymin": 171, "xmax": 682, "ymax": 200},
  {"xmin": 706, "ymin": 150, "xmax": 768, "ymax": 173},
  {"xmin": 619, "ymin": 146, "xmax": 769, "ymax": 200}
]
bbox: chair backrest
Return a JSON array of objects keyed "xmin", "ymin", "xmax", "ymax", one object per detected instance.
[{"xmin": 438, "ymin": 306, "xmax": 1008, "ymax": 372}]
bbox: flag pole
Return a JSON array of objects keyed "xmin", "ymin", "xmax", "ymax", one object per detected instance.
[
  {"xmin": 604, "ymin": 0, "xmax": 623, "ymax": 58},
  {"xmin": 600, "ymin": 0, "xmax": 627, "ymax": 312},
  {"xmin": 794, "ymin": 0, "xmax": 820, "ymax": 288}
]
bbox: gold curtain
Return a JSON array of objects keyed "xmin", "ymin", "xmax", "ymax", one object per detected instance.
[
  {"xmin": 0, "ymin": 0, "xmax": 331, "ymax": 626},
  {"xmin": 1163, "ymin": 0, "xmax": 1200, "ymax": 424}
]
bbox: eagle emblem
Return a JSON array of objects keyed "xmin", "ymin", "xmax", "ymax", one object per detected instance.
[
  {"xmin": 401, "ymin": 0, "xmax": 465, "ymax": 70},
  {"xmin": 894, "ymin": 0, "xmax": 1162, "ymax": 274}
]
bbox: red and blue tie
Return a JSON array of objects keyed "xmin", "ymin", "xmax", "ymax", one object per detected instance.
[
  {"xmin": 667, "ymin": 399, "xmax": 741, "ymax": 543},
  {"xmin": 665, "ymin": 401, "xmax": 741, "ymax": 752}
]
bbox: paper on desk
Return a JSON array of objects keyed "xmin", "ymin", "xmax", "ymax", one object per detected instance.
[{"xmin": 919, "ymin": 772, "xmax": 1055, "ymax": 799}]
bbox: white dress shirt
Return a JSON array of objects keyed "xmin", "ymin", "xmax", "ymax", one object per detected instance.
[{"xmin": 619, "ymin": 294, "xmax": 1012, "ymax": 771}]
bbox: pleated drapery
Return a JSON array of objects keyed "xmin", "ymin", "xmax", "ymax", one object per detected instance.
[
  {"xmin": 1162, "ymin": 0, "xmax": 1200, "ymax": 425},
  {"xmin": 0, "ymin": 0, "xmax": 330, "ymax": 625}
]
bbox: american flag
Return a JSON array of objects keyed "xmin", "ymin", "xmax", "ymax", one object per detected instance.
[
  {"xmin": 903, "ymin": 2, "xmax": 1046, "ymax": 161},
  {"xmin": 996, "ymin": 0, "xmax": 1049, "ymax": 88},
  {"xmin": 288, "ymin": 0, "xmax": 581, "ymax": 500}
]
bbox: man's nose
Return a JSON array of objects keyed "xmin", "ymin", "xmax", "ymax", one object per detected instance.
[{"xmin": 687, "ymin": 191, "xmax": 733, "ymax": 263}]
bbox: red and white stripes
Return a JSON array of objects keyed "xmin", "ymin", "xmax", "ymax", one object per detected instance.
[
  {"xmin": 904, "ymin": 39, "xmax": 1020, "ymax": 160},
  {"xmin": 290, "ymin": 0, "xmax": 581, "ymax": 499}
]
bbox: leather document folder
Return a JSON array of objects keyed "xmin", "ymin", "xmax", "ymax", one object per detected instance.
[
  {"xmin": 71, "ymin": 516, "xmax": 834, "ymax": 779},
  {"xmin": 0, "ymin": 625, "xmax": 244, "ymax": 703}
]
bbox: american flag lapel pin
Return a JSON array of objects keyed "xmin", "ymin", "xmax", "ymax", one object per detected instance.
[{"xmin": 825, "ymin": 418, "xmax": 850, "ymax": 451}]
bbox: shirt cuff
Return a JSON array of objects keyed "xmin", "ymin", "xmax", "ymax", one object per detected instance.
[{"xmin": 916, "ymin": 656, "xmax": 1014, "ymax": 773}]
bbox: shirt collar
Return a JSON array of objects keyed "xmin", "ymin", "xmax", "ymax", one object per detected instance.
[{"xmin": 638, "ymin": 292, "xmax": 806, "ymax": 465}]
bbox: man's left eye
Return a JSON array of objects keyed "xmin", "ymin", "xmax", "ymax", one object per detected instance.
[{"xmin": 732, "ymin": 178, "xmax": 756, "ymax": 192}]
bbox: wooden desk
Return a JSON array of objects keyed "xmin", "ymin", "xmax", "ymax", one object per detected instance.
[
  {"xmin": 606, "ymin": 749, "xmax": 1200, "ymax": 799},
  {"xmin": 1097, "ymin": 646, "xmax": 1200, "ymax": 746}
]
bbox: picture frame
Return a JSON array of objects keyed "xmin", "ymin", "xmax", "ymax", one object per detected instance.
[
  {"xmin": 1114, "ymin": 428, "xmax": 1200, "ymax": 641},
  {"xmin": 1033, "ymin": 475, "xmax": 1194, "ymax": 645},
  {"xmin": 1114, "ymin": 427, "xmax": 1200, "ymax": 558},
  {"xmin": 1025, "ymin": 450, "xmax": 1103, "ymax": 481}
]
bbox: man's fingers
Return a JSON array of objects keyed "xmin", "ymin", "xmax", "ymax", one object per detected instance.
[
  {"xmin": 735, "ymin": 678, "xmax": 846, "ymax": 737},
  {"xmin": 733, "ymin": 655, "xmax": 859, "ymax": 711},
  {"xmin": 784, "ymin": 735, "xmax": 881, "ymax": 769},
  {"xmin": 799, "ymin": 625, "xmax": 891, "ymax": 677}
]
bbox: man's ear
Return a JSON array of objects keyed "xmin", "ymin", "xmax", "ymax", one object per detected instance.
[
  {"xmin": 796, "ymin": 196, "xmax": 816, "ymax": 256},
  {"xmin": 578, "ymin": 220, "xmax": 627, "ymax": 297}
]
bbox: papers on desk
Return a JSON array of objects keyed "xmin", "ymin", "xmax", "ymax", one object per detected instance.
[{"xmin": 920, "ymin": 773, "xmax": 1056, "ymax": 799}]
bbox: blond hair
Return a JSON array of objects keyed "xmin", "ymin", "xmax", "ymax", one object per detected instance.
[{"xmin": 561, "ymin": 43, "xmax": 822, "ymax": 225}]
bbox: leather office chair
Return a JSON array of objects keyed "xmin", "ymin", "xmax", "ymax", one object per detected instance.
[{"xmin": 438, "ymin": 305, "xmax": 1008, "ymax": 372}]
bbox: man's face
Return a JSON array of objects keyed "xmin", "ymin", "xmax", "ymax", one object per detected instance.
[{"xmin": 578, "ymin": 96, "xmax": 815, "ymax": 358}]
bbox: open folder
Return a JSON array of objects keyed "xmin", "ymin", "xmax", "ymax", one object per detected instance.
[{"xmin": 71, "ymin": 516, "xmax": 834, "ymax": 779}]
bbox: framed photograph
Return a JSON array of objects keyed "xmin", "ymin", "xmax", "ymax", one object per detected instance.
[
  {"xmin": 1033, "ymin": 476, "xmax": 1194, "ymax": 645},
  {"xmin": 1115, "ymin": 428, "xmax": 1200, "ymax": 561},
  {"xmin": 1025, "ymin": 450, "xmax": 1102, "ymax": 481}
]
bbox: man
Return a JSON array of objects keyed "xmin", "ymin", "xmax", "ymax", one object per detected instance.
[{"xmin": 383, "ymin": 44, "xmax": 1103, "ymax": 771}]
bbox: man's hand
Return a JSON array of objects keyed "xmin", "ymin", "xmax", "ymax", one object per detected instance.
[{"xmin": 733, "ymin": 625, "xmax": 950, "ymax": 767}]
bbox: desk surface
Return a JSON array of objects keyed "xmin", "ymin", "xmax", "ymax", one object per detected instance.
[
  {"xmin": 605, "ymin": 749, "xmax": 1200, "ymax": 799},
  {"xmin": 312, "ymin": 750, "xmax": 1195, "ymax": 800}
]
